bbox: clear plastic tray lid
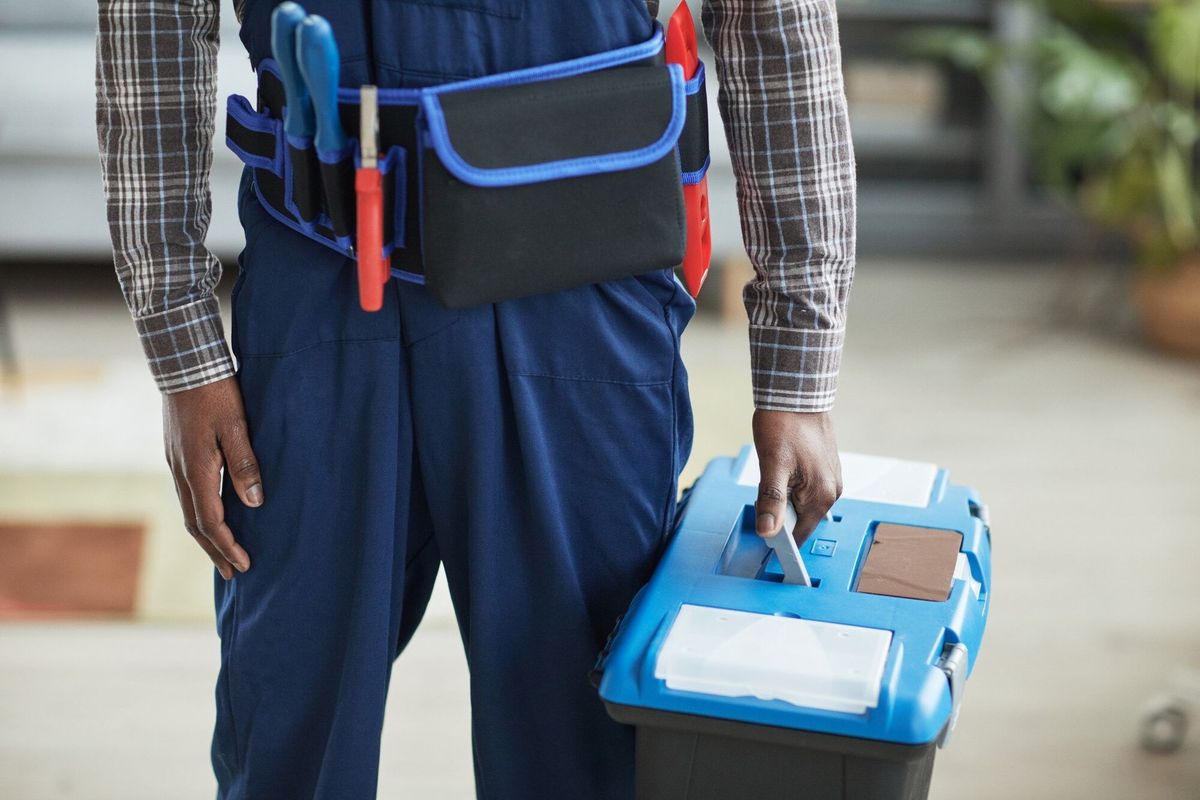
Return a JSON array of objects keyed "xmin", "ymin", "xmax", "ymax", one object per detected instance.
[{"xmin": 654, "ymin": 605, "xmax": 893, "ymax": 714}]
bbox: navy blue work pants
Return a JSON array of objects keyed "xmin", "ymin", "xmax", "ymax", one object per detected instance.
[{"xmin": 212, "ymin": 161, "xmax": 693, "ymax": 798}]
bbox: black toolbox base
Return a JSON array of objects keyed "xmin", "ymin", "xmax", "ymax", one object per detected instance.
[{"xmin": 606, "ymin": 703, "xmax": 937, "ymax": 800}]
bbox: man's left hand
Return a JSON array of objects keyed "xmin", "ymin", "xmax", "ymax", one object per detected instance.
[{"xmin": 752, "ymin": 409, "xmax": 843, "ymax": 545}]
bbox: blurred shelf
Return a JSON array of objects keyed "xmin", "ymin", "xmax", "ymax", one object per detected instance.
[
  {"xmin": 831, "ymin": 1, "xmax": 1082, "ymax": 256},
  {"xmin": 854, "ymin": 180, "xmax": 1122, "ymax": 258}
]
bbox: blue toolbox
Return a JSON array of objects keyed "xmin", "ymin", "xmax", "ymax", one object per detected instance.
[{"xmin": 596, "ymin": 447, "xmax": 992, "ymax": 800}]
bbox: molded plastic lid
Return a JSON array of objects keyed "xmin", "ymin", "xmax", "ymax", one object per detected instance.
[{"xmin": 654, "ymin": 605, "xmax": 893, "ymax": 714}]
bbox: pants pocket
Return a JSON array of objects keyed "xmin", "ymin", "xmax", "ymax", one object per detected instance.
[{"xmin": 495, "ymin": 275, "xmax": 681, "ymax": 385}]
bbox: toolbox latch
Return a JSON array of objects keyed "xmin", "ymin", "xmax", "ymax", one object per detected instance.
[
  {"xmin": 969, "ymin": 501, "xmax": 991, "ymax": 529},
  {"xmin": 937, "ymin": 642, "xmax": 969, "ymax": 748}
]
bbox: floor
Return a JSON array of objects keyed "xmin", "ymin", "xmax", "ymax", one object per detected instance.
[{"xmin": 2, "ymin": 260, "xmax": 1199, "ymax": 799}]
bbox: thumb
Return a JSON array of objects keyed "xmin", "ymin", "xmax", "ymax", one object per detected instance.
[
  {"xmin": 219, "ymin": 418, "xmax": 264, "ymax": 508},
  {"xmin": 755, "ymin": 451, "xmax": 791, "ymax": 537}
]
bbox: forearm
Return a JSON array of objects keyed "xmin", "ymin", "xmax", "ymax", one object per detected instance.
[
  {"xmin": 703, "ymin": 0, "xmax": 857, "ymax": 412},
  {"xmin": 96, "ymin": 0, "xmax": 233, "ymax": 393}
]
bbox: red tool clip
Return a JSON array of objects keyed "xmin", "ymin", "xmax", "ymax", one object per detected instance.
[
  {"xmin": 356, "ymin": 85, "xmax": 389, "ymax": 312},
  {"xmin": 665, "ymin": 1, "xmax": 712, "ymax": 299}
]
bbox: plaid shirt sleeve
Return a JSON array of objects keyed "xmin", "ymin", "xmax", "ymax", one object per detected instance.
[
  {"xmin": 95, "ymin": 0, "xmax": 234, "ymax": 394},
  {"xmin": 96, "ymin": 0, "xmax": 852, "ymax": 403},
  {"xmin": 703, "ymin": 0, "xmax": 857, "ymax": 413}
]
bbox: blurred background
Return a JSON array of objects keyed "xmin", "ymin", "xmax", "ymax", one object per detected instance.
[{"xmin": 2, "ymin": 0, "xmax": 1199, "ymax": 797}]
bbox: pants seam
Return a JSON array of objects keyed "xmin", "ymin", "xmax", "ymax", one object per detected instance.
[
  {"xmin": 224, "ymin": 583, "xmax": 245, "ymax": 789},
  {"xmin": 661, "ymin": 299, "xmax": 682, "ymax": 542}
]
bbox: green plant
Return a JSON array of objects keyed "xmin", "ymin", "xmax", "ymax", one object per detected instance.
[{"xmin": 911, "ymin": 0, "xmax": 1200, "ymax": 269}]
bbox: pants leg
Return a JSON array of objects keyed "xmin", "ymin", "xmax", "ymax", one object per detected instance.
[
  {"xmin": 215, "ymin": 169, "xmax": 695, "ymax": 800},
  {"xmin": 403, "ymin": 268, "xmax": 694, "ymax": 799},
  {"xmin": 212, "ymin": 175, "xmax": 441, "ymax": 799}
]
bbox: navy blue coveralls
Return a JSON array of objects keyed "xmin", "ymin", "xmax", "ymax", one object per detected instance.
[{"xmin": 215, "ymin": 2, "xmax": 694, "ymax": 797}]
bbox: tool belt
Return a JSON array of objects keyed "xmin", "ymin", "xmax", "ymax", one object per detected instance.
[{"xmin": 225, "ymin": 24, "xmax": 710, "ymax": 310}]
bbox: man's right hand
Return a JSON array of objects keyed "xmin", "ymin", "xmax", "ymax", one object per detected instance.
[{"xmin": 163, "ymin": 377, "xmax": 262, "ymax": 580}]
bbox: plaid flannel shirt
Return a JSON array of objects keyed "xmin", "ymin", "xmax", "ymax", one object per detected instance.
[{"xmin": 96, "ymin": 0, "xmax": 855, "ymax": 411}]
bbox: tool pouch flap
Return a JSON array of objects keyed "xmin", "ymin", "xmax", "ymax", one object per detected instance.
[{"xmin": 418, "ymin": 64, "xmax": 687, "ymax": 308}]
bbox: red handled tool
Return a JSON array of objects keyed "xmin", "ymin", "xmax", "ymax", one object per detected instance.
[
  {"xmin": 665, "ymin": 1, "xmax": 712, "ymax": 298},
  {"xmin": 356, "ymin": 85, "xmax": 389, "ymax": 312}
]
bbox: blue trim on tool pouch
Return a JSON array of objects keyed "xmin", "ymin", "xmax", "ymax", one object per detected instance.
[
  {"xmin": 681, "ymin": 154, "xmax": 709, "ymax": 186},
  {"xmin": 389, "ymin": 267, "xmax": 427, "ymax": 285},
  {"xmin": 684, "ymin": 60, "xmax": 705, "ymax": 95},
  {"xmin": 252, "ymin": 176, "xmax": 355, "ymax": 260},
  {"xmin": 420, "ymin": 63, "xmax": 686, "ymax": 188},
  {"xmin": 226, "ymin": 95, "xmax": 284, "ymax": 175}
]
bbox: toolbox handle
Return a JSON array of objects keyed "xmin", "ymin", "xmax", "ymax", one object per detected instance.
[{"xmin": 764, "ymin": 503, "xmax": 812, "ymax": 586}]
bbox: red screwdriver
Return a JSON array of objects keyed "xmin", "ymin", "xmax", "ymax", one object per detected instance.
[{"xmin": 355, "ymin": 85, "xmax": 388, "ymax": 311}]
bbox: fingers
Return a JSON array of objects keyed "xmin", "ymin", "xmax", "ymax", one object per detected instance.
[
  {"xmin": 162, "ymin": 377, "xmax": 258, "ymax": 581},
  {"xmin": 188, "ymin": 459, "xmax": 252, "ymax": 575},
  {"xmin": 219, "ymin": 417, "xmax": 264, "ymax": 509},
  {"xmin": 755, "ymin": 450, "xmax": 791, "ymax": 537},
  {"xmin": 191, "ymin": 528, "xmax": 236, "ymax": 582},
  {"xmin": 752, "ymin": 409, "xmax": 843, "ymax": 545},
  {"xmin": 169, "ymin": 464, "xmax": 235, "ymax": 581},
  {"xmin": 790, "ymin": 469, "xmax": 841, "ymax": 545},
  {"xmin": 756, "ymin": 449, "xmax": 843, "ymax": 544}
]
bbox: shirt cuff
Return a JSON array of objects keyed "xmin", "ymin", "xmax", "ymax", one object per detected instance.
[
  {"xmin": 749, "ymin": 324, "xmax": 845, "ymax": 413},
  {"xmin": 133, "ymin": 297, "xmax": 236, "ymax": 394}
]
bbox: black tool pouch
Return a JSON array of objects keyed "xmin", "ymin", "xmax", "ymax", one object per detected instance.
[
  {"xmin": 416, "ymin": 64, "xmax": 687, "ymax": 308},
  {"xmin": 225, "ymin": 28, "xmax": 705, "ymax": 309}
]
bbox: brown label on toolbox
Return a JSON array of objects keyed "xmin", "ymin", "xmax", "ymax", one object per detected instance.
[{"xmin": 855, "ymin": 523, "xmax": 963, "ymax": 602}]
